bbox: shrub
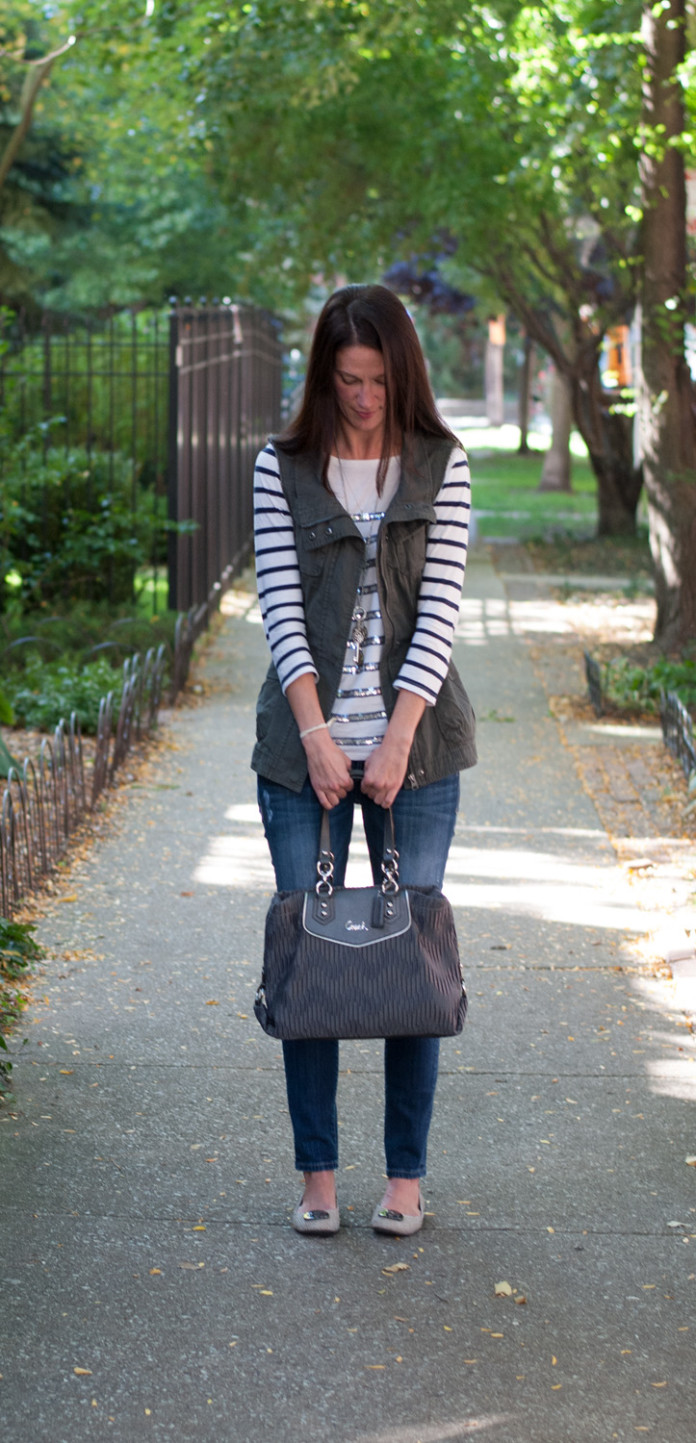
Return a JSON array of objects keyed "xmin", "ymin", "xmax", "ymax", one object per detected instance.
[
  {"xmin": 0, "ymin": 439, "xmax": 157, "ymax": 607},
  {"xmin": 0, "ymin": 601, "xmax": 177, "ymax": 675},
  {"xmin": 0, "ymin": 919, "xmax": 44, "ymax": 1098},
  {"xmin": 602, "ymin": 656, "xmax": 696, "ymax": 715},
  {"xmin": 5, "ymin": 654, "xmax": 123, "ymax": 733}
]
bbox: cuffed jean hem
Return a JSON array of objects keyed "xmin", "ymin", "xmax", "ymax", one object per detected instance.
[
  {"xmin": 294, "ymin": 1158, "xmax": 338, "ymax": 1173},
  {"xmin": 385, "ymin": 1169, "xmax": 426, "ymax": 1180}
]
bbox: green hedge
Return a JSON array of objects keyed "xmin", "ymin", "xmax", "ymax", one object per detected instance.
[{"xmin": 0, "ymin": 441, "xmax": 160, "ymax": 607}]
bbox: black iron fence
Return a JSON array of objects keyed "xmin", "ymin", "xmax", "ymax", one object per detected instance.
[
  {"xmin": 167, "ymin": 301, "xmax": 283, "ymax": 616},
  {"xmin": 0, "ymin": 298, "xmax": 283, "ymax": 917},
  {"xmin": 0, "ymin": 307, "xmax": 170, "ymax": 610},
  {"xmin": 1, "ymin": 301, "xmax": 283, "ymax": 614},
  {"xmin": 0, "ymin": 306, "xmax": 169, "ymax": 464}
]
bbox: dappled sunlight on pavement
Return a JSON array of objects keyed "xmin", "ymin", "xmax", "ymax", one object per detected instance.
[
  {"xmin": 456, "ymin": 591, "xmax": 656, "ymax": 645},
  {"xmin": 191, "ymin": 798, "xmax": 648, "ymax": 935},
  {"xmin": 350, "ymin": 1419, "xmax": 513, "ymax": 1442}
]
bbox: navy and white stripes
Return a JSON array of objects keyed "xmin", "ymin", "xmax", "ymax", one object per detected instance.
[
  {"xmin": 253, "ymin": 445, "xmax": 319, "ymax": 691},
  {"xmin": 397, "ymin": 452, "xmax": 471, "ymax": 702},
  {"xmin": 253, "ymin": 443, "xmax": 471, "ymax": 730}
]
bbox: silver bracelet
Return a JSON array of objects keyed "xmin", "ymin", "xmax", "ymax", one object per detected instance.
[{"xmin": 299, "ymin": 719, "xmax": 334, "ymax": 741}]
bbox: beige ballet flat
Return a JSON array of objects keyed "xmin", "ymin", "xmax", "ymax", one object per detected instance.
[
  {"xmin": 371, "ymin": 1190, "xmax": 424, "ymax": 1237},
  {"xmin": 292, "ymin": 1199, "xmax": 340, "ymax": 1235}
]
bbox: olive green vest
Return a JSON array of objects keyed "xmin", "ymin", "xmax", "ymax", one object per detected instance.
[{"xmin": 251, "ymin": 432, "xmax": 477, "ymax": 792}]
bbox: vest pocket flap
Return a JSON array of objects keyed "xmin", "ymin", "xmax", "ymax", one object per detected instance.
[
  {"xmin": 300, "ymin": 514, "xmax": 361, "ymax": 550},
  {"xmin": 385, "ymin": 500, "xmax": 437, "ymax": 525},
  {"xmin": 302, "ymin": 887, "xmax": 411, "ymax": 948}
]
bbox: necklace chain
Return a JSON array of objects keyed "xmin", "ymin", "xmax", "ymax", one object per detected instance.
[{"xmin": 335, "ymin": 451, "xmax": 380, "ymax": 515}]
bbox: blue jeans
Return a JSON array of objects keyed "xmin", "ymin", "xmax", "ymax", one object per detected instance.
[{"xmin": 257, "ymin": 770, "xmax": 460, "ymax": 1178}]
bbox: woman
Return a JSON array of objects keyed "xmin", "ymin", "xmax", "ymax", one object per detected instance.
[{"xmin": 252, "ymin": 284, "xmax": 476, "ymax": 1236}]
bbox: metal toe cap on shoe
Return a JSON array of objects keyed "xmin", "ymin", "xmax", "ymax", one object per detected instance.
[{"xmin": 291, "ymin": 1202, "xmax": 341, "ymax": 1234}]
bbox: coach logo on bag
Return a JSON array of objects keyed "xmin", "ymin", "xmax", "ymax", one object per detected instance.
[{"xmin": 346, "ymin": 920, "xmax": 370, "ymax": 932}]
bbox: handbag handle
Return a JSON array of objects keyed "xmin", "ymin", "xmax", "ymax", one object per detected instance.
[{"xmin": 317, "ymin": 807, "xmax": 399, "ymax": 897}]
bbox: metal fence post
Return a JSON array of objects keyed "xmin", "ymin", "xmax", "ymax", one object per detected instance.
[
  {"xmin": 166, "ymin": 300, "xmax": 282, "ymax": 618},
  {"xmin": 167, "ymin": 303, "xmax": 180, "ymax": 612}
]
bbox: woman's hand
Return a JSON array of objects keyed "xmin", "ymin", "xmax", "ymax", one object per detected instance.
[
  {"xmin": 361, "ymin": 736, "xmax": 410, "ymax": 809},
  {"xmin": 361, "ymin": 690, "xmax": 428, "ymax": 808},
  {"xmin": 303, "ymin": 730, "xmax": 352, "ymax": 810},
  {"xmin": 285, "ymin": 675, "xmax": 352, "ymax": 809}
]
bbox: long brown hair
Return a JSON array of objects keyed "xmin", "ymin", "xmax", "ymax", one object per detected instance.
[{"xmin": 277, "ymin": 284, "xmax": 460, "ymax": 492}]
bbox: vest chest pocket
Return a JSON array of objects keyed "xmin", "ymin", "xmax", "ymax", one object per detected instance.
[
  {"xmin": 385, "ymin": 517, "xmax": 430, "ymax": 573},
  {"xmin": 297, "ymin": 516, "xmax": 361, "ymax": 578},
  {"xmin": 296, "ymin": 524, "xmax": 336, "ymax": 577}
]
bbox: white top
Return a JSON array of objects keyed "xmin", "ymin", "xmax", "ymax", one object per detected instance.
[
  {"xmin": 327, "ymin": 455, "xmax": 400, "ymax": 757},
  {"xmin": 253, "ymin": 443, "xmax": 471, "ymax": 760}
]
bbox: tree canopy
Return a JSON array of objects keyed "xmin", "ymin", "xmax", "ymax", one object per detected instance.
[{"xmin": 1, "ymin": 1, "xmax": 696, "ymax": 641}]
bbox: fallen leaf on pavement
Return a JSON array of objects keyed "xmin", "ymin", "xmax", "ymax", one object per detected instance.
[
  {"xmin": 382, "ymin": 1262, "xmax": 410, "ymax": 1275},
  {"xmin": 74, "ymin": 1368, "xmax": 92, "ymax": 1376},
  {"xmin": 494, "ymin": 1281, "xmax": 513, "ymax": 1297}
]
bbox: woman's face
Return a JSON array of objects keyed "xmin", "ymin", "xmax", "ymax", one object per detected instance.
[{"xmin": 333, "ymin": 344, "xmax": 386, "ymax": 444}]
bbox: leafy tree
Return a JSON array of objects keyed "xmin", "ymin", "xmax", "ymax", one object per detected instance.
[
  {"xmin": 0, "ymin": 5, "xmax": 79, "ymax": 303},
  {"xmin": 168, "ymin": 0, "xmax": 694, "ymax": 636},
  {"xmin": 120, "ymin": 2, "xmax": 642, "ymax": 531},
  {"xmin": 3, "ymin": 2, "xmax": 696, "ymax": 642},
  {"xmin": 639, "ymin": 0, "xmax": 696, "ymax": 649}
]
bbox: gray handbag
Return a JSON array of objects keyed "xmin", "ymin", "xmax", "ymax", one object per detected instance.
[{"xmin": 254, "ymin": 809, "xmax": 467, "ymax": 1040}]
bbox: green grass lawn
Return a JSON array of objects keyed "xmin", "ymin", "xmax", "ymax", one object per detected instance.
[
  {"xmin": 452, "ymin": 420, "xmax": 653, "ymax": 578},
  {"xmin": 457, "ymin": 422, "xmax": 598, "ymax": 540}
]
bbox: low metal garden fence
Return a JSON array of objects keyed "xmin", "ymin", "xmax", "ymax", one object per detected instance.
[
  {"xmin": 0, "ymin": 609, "xmax": 197, "ymax": 919},
  {"xmin": 660, "ymin": 689, "xmax": 696, "ymax": 781},
  {"xmin": 584, "ymin": 651, "xmax": 696, "ymax": 782}
]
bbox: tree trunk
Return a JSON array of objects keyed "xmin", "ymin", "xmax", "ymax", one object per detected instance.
[
  {"xmin": 498, "ymin": 298, "xmax": 643, "ymax": 533},
  {"xmin": 539, "ymin": 366, "xmax": 572, "ymax": 491},
  {"xmin": 517, "ymin": 334, "xmax": 533, "ymax": 454},
  {"xmin": 571, "ymin": 362, "xmax": 643, "ymax": 534},
  {"xmin": 0, "ymin": 37, "xmax": 76, "ymax": 196},
  {"xmin": 485, "ymin": 322, "xmax": 505, "ymax": 426},
  {"xmin": 639, "ymin": 0, "xmax": 696, "ymax": 649}
]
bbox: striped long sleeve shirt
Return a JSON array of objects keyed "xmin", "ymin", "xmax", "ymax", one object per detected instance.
[{"xmin": 253, "ymin": 443, "xmax": 471, "ymax": 756}]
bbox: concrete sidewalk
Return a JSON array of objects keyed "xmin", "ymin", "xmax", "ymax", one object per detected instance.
[{"xmin": 1, "ymin": 551, "xmax": 694, "ymax": 1443}]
